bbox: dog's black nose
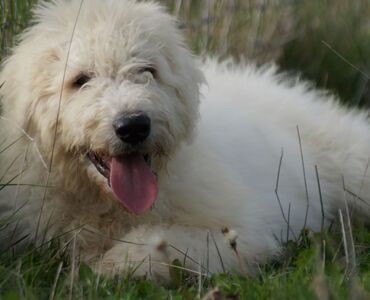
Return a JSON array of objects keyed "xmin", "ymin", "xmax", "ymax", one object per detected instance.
[{"xmin": 113, "ymin": 113, "xmax": 151, "ymax": 145}]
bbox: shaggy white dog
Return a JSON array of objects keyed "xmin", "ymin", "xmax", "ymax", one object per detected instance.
[{"xmin": 0, "ymin": 0, "xmax": 369, "ymax": 280}]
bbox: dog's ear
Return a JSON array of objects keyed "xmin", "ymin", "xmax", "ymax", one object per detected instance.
[
  {"xmin": 26, "ymin": 47, "xmax": 63, "ymax": 135},
  {"xmin": 28, "ymin": 47, "xmax": 61, "ymax": 100},
  {"xmin": 162, "ymin": 45, "xmax": 205, "ymax": 143},
  {"xmin": 0, "ymin": 45, "xmax": 60, "ymax": 131},
  {"xmin": 0, "ymin": 45, "xmax": 32, "ymax": 128}
]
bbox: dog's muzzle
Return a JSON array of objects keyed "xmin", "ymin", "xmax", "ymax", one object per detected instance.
[{"xmin": 86, "ymin": 112, "xmax": 157, "ymax": 215}]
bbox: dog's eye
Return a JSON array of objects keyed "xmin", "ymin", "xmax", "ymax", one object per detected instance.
[
  {"xmin": 138, "ymin": 66, "xmax": 157, "ymax": 78},
  {"xmin": 72, "ymin": 74, "xmax": 91, "ymax": 88}
]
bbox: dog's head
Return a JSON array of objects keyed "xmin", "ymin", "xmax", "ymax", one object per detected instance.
[{"xmin": 0, "ymin": 0, "xmax": 204, "ymax": 214}]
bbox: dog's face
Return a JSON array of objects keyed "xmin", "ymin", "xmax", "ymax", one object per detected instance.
[{"xmin": 0, "ymin": 0, "xmax": 204, "ymax": 214}]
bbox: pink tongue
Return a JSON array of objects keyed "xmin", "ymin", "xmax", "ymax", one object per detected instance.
[{"xmin": 110, "ymin": 154, "xmax": 158, "ymax": 214}]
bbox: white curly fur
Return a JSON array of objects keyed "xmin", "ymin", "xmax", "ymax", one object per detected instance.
[{"xmin": 0, "ymin": 0, "xmax": 369, "ymax": 280}]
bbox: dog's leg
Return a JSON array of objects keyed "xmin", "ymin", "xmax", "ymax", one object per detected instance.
[{"xmin": 94, "ymin": 224, "xmax": 244, "ymax": 281}]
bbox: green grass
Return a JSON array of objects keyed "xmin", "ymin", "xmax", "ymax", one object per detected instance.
[
  {"xmin": 1, "ymin": 0, "xmax": 370, "ymax": 299},
  {"xmin": 0, "ymin": 226, "xmax": 369, "ymax": 299}
]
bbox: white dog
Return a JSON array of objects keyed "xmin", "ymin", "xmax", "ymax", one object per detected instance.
[{"xmin": 0, "ymin": 0, "xmax": 369, "ymax": 280}]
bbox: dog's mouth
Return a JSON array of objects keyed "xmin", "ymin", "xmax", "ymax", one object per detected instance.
[{"xmin": 87, "ymin": 152, "xmax": 157, "ymax": 215}]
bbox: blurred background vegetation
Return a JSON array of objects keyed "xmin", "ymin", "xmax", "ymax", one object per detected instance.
[{"xmin": 1, "ymin": 0, "xmax": 370, "ymax": 107}]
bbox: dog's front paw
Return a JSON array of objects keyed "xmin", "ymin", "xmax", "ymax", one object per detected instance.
[{"xmin": 91, "ymin": 229, "xmax": 177, "ymax": 282}]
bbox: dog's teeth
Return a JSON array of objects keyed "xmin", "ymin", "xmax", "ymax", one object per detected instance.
[
  {"xmin": 144, "ymin": 154, "xmax": 151, "ymax": 166},
  {"xmin": 87, "ymin": 152, "xmax": 110, "ymax": 179}
]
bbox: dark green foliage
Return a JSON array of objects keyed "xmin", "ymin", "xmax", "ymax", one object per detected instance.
[
  {"xmin": 0, "ymin": 0, "xmax": 38, "ymax": 59},
  {"xmin": 279, "ymin": 1, "xmax": 370, "ymax": 107}
]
